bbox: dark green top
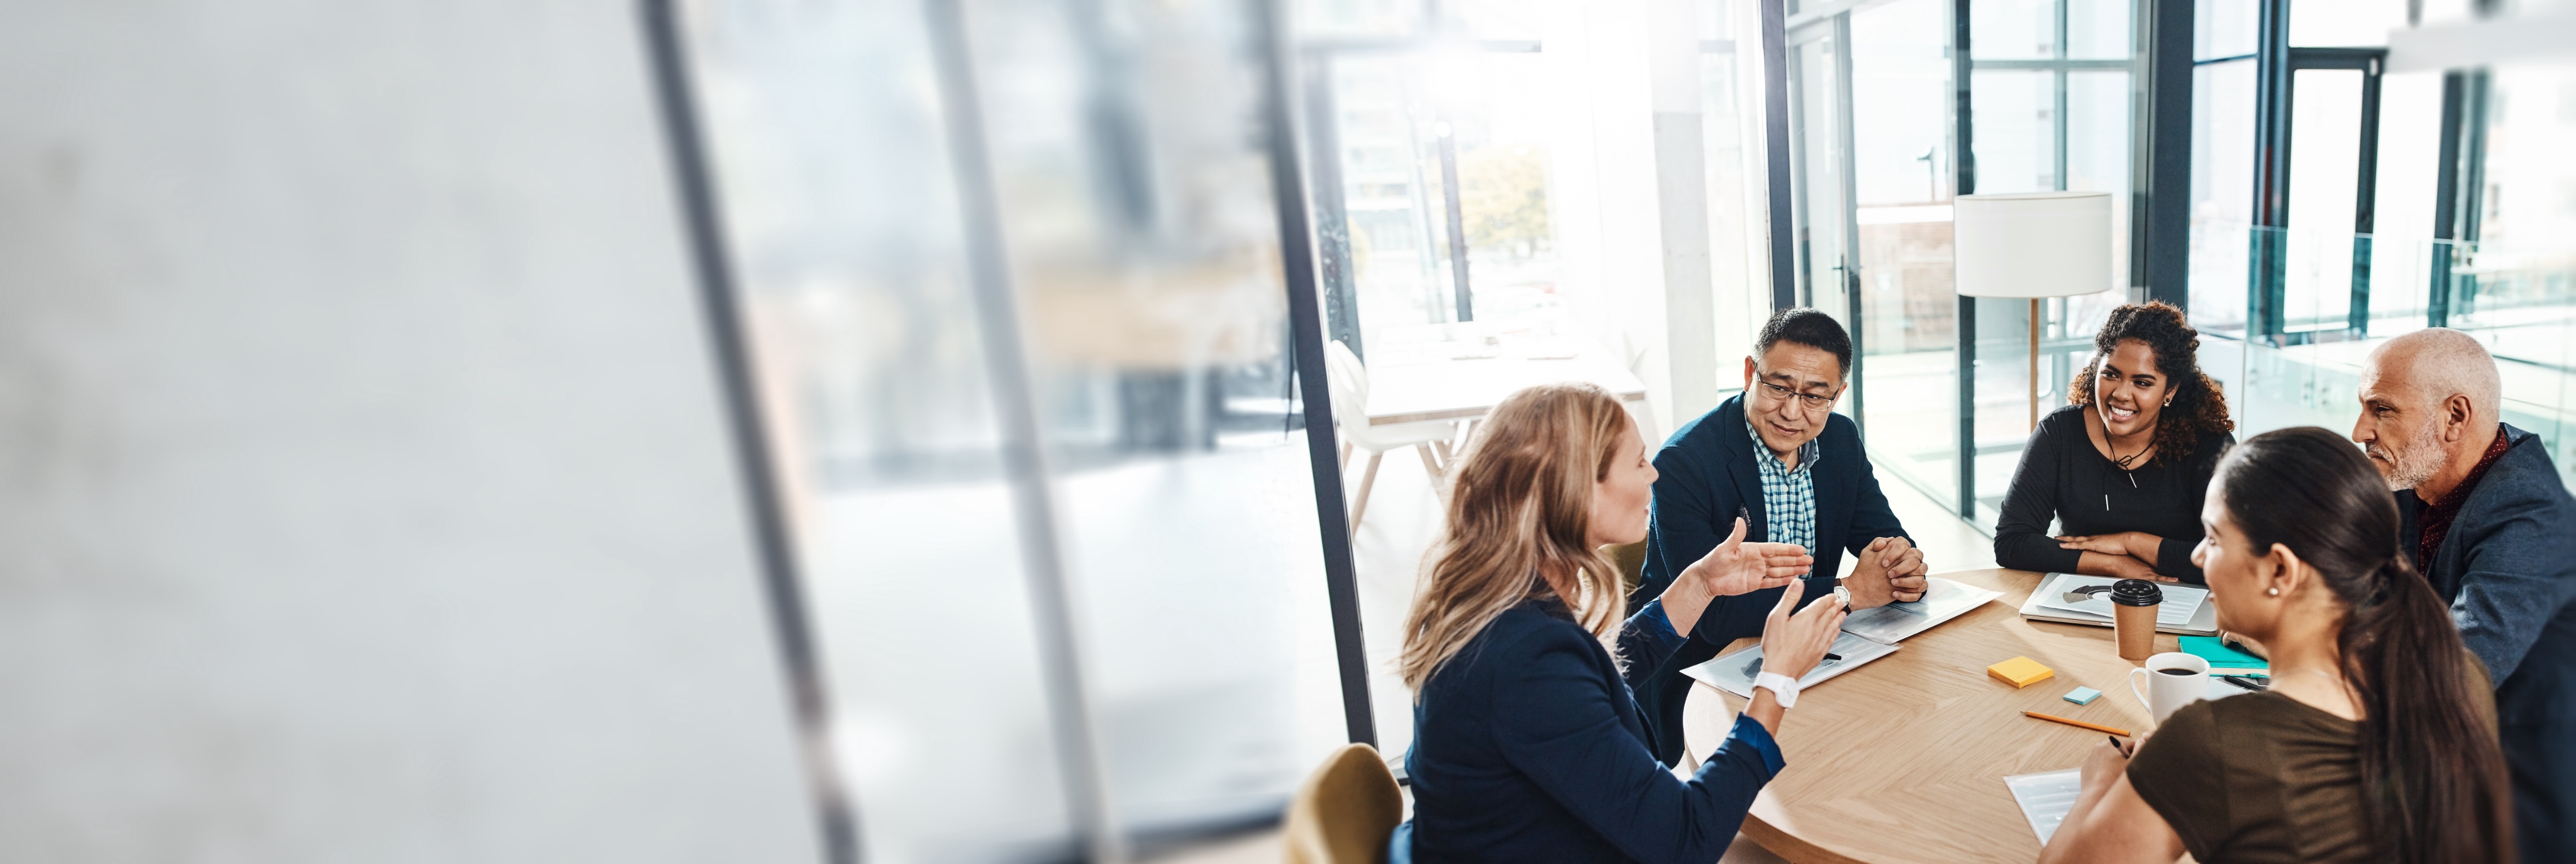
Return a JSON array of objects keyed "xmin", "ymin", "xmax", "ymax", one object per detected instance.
[{"xmin": 2126, "ymin": 692, "xmax": 2370, "ymax": 863}]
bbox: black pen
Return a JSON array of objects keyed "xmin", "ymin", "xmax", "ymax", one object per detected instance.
[
  {"xmin": 1824, "ymin": 653, "xmax": 1843, "ymax": 662},
  {"xmin": 2107, "ymin": 735, "xmax": 2133, "ymax": 757}
]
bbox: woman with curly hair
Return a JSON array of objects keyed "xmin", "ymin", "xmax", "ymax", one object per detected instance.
[{"xmin": 1995, "ymin": 301, "xmax": 2236, "ymax": 583}]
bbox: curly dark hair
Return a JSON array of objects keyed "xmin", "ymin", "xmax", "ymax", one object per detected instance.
[{"xmin": 2068, "ymin": 301, "xmax": 2234, "ymax": 466}]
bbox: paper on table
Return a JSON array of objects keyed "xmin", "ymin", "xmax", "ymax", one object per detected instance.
[
  {"xmin": 1838, "ymin": 577, "xmax": 2004, "ymax": 645},
  {"xmin": 2004, "ymin": 768, "xmax": 2084, "ymax": 843},
  {"xmin": 1684, "ymin": 631, "xmax": 1899, "ymax": 699},
  {"xmin": 2030, "ymin": 573, "xmax": 2207, "ymax": 629}
]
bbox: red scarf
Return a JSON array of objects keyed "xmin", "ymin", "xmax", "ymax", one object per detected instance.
[{"xmin": 2418, "ymin": 428, "xmax": 2512, "ymax": 571}]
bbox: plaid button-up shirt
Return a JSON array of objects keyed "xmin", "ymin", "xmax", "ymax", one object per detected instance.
[{"xmin": 1746, "ymin": 414, "xmax": 1823, "ymax": 552}]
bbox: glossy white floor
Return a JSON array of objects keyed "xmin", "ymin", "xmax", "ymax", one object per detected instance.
[{"xmin": 1153, "ymin": 423, "xmax": 1997, "ymax": 863}]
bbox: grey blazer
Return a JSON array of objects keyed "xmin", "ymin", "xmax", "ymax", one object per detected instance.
[{"xmin": 2400, "ymin": 423, "xmax": 2576, "ymax": 863}]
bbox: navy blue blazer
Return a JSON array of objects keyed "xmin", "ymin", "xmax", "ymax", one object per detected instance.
[
  {"xmin": 2398, "ymin": 424, "xmax": 2576, "ymax": 863},
  {"xmin": 1633, "ymin": 394, "xmax": 1913, "ymax": 623},
  {"xmin": 1403, "ymin": 597, "xmax": 1785, "ymax": 864},
  {"xmin": 1625, "ymin": 395, "xmax": 1909, "ymax": 762}
]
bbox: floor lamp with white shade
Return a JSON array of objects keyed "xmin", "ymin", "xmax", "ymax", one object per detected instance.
[{"xmin": 1953, "ymin": 191, "xmax": 2115, "ymax": 429}]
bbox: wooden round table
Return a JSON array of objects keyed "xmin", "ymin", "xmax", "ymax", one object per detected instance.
[{"xmin": 1682, "ymin": 568, "xmax": 2187, "ymax": 863}]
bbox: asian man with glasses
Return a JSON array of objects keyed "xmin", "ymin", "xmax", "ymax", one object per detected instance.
[{"xmin": 1623, "ymin": 308, "xmax": 1928, "ymax": 764}]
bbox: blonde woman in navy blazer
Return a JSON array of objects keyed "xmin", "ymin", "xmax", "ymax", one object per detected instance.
[{"xmin": 1387, "ymin": 382, "xmax": 1848, "ymax": 864}]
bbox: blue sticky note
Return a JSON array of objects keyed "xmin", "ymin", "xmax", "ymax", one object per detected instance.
[{"xmin": 2063, "ymin": 686, "xmax": 2103, "ymax": 706}]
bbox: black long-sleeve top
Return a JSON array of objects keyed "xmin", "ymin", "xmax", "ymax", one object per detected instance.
[{"xmin": 1994, "ymin": 405, "xmax": 2233, "ymax": 584}]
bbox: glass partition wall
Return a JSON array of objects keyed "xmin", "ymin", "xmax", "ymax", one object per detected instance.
[
  {"xmin": 1779, "ymin": 0, "xmax": 1974, "ymax": 511},
  {"xmin": 1852, "ymin": 0, "xmax": 1972, "ymax": 513},
  {"xmin": 2187, "ymin": 0, "xmax": 2576, "ymax": 491},
  {"xmin": 651, "ymin": 0, "xmax": 1349, "ymax": 860}
]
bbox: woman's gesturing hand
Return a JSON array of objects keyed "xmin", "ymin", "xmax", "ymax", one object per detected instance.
[
  {"xmin": 1757, "ymin": 579, "xmax": 1848, "ymax": 681},
  {"xmin": 1686, "ymin": 517, "xmax": 1814, "ymax": 597}
]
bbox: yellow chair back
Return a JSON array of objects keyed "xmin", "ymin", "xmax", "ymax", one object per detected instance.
[{"xmin": 1283, "ymin": 743, "xmax": 1402, "ymax": 864}]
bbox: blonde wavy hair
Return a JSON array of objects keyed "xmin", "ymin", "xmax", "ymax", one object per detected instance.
[{"xmin": 1397, "ymin": 382, "xmax": 1631, "ymax": 692}]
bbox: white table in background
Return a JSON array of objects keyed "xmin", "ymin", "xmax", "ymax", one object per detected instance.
[{"xmin": 1360, "ymin": 340, "xmax": 1649, "ymax": 427}]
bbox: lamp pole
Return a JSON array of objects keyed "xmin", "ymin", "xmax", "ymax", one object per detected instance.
[{"xmin": 2029, "ymin": 299, "xmax": 2041, "ymax": 429}]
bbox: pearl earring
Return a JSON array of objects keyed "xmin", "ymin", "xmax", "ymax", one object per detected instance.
[{"xmin": 2267, "ymin": 587, "xmax": 2279, "ymax": 596}]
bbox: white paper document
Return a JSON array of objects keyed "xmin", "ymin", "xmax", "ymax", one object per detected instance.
[
  {"xmin": 2004, "ymin": 768, "xmax": 2085, "ymax": 843},
  {"xmin": 1838, "ymin": 577, "xmax": 2003, "ymax": 645},
  {"xmin": 1684, "ymin": 631, "xmax": 1898, "ymax": 699},
  {"xmin": 2029, "ymin": 573, "xmax": 2206, "ymax": 629}
]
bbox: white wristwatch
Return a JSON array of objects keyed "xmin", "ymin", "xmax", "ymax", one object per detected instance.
[{"xmin": 1753, "ymin": 671, "xmax": 1802, "ymax": 708}]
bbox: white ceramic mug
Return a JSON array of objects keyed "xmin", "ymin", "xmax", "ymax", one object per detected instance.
[{"xmin": 2129, "ymin": 651, "xmax": 2211, "ymax": 724}]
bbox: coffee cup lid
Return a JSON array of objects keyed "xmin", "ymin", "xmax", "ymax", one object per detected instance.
[{"xmin": 2110, "ymin": 579, "xmax": 2163, "ymax": 606}]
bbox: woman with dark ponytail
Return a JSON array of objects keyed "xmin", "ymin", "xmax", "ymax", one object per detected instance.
[{"xmin": 2039, "ymin": 427, "xmax": 2513, "ymax": 863}]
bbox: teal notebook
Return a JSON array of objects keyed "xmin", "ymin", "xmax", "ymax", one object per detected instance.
[{"xmin": 2180, "ymin": 635, "xmax": 2268, "ymax": 674}]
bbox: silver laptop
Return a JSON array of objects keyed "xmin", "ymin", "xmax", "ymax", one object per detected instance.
[{"xmin": 2016, "ymin": 572, "xmax": 2220, "ymax": 636}]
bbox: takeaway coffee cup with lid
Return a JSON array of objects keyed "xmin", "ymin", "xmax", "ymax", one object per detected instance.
[{"xmin": 2111, "ymin": 579, "xmax": 2162, "ymax": 661}]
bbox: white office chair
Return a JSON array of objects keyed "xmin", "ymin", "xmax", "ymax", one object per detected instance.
[{"xmin": 1325, "ymin": 340, "xmax": 1458, "ymax": 530}]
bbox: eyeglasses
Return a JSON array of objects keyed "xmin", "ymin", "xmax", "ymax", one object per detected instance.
[{"xmin": 1752, "ymin": 375, "xmax": 1843, "ymax": 413}]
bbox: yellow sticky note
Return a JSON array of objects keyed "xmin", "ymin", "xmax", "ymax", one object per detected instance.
[{"xmin": 1988, "ymin": 656, "xmax": 2055, "ymax": 689}]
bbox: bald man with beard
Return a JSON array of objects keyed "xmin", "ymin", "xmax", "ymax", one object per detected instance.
[{"xmin": 2355, "ymin": 328, "xmax": 2576, "ymax": 862}]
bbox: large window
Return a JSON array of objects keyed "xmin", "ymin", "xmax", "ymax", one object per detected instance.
[
  {"xmin": 2185, "ymin": 0, "xmax": 2576, "ymax": 490},
  {"xmin": 2433, "ymin": 61, "xmax": 2576, "ymax": 485},
  {"xmin": 1769, "ymin": 0, "xmax": 2138, "ymax": 526},
  {"xmin": 2187, "ymin": 0, "xmax": 2261, "ymax": 335},
  {"xmin": 1289, "ymin": 0, "xmax": 1784, "ymax": 754},
  {"xmin": 1318, "ymin": 51, "xmax": 1558, "ymax": 335},
  {"xmin": 1956, "ymin": 0, "xmax": 2136, "ymax": 525},
  {"xmin": 1701, "ymin": 0, "xmax": 1778, "ymax": 376},
  {"xmin": 1850, "ymin": 0, "xmax": 1968, "ymax": 509},
  {"xmin": 1770, "ymin": 0, "xmax": 1974, "ymax": 513},
  {"xmin": 1297, "ymin": 1, "xmax": 1568, "ymax": 358}
]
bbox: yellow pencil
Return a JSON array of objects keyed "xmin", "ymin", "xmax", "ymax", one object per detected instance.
[{"xmin": 2023, "ymin": 711, "xmax": 2133, "ymax": 737}]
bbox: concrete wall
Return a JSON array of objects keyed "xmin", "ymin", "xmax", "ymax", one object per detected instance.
[{"xmin": 0, "ymin": 2, "xmax": 823, "ymax": 861}]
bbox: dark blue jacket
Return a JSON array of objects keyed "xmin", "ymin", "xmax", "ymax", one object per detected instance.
[
  {"xmin": 1634, "ymin": 394, "xmax": 1912, "ymax": 621},
  {"xmin": 1403, "ymin": 598, "xmax": 1785, "ymax": 864},
  {"xmin": 2399, "ymin": 423, "xmax": 2576, "ymax": 863},
  {"xmin": 1624, "ymin": 395, "xmax": 1909, "ymax": 762}
]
